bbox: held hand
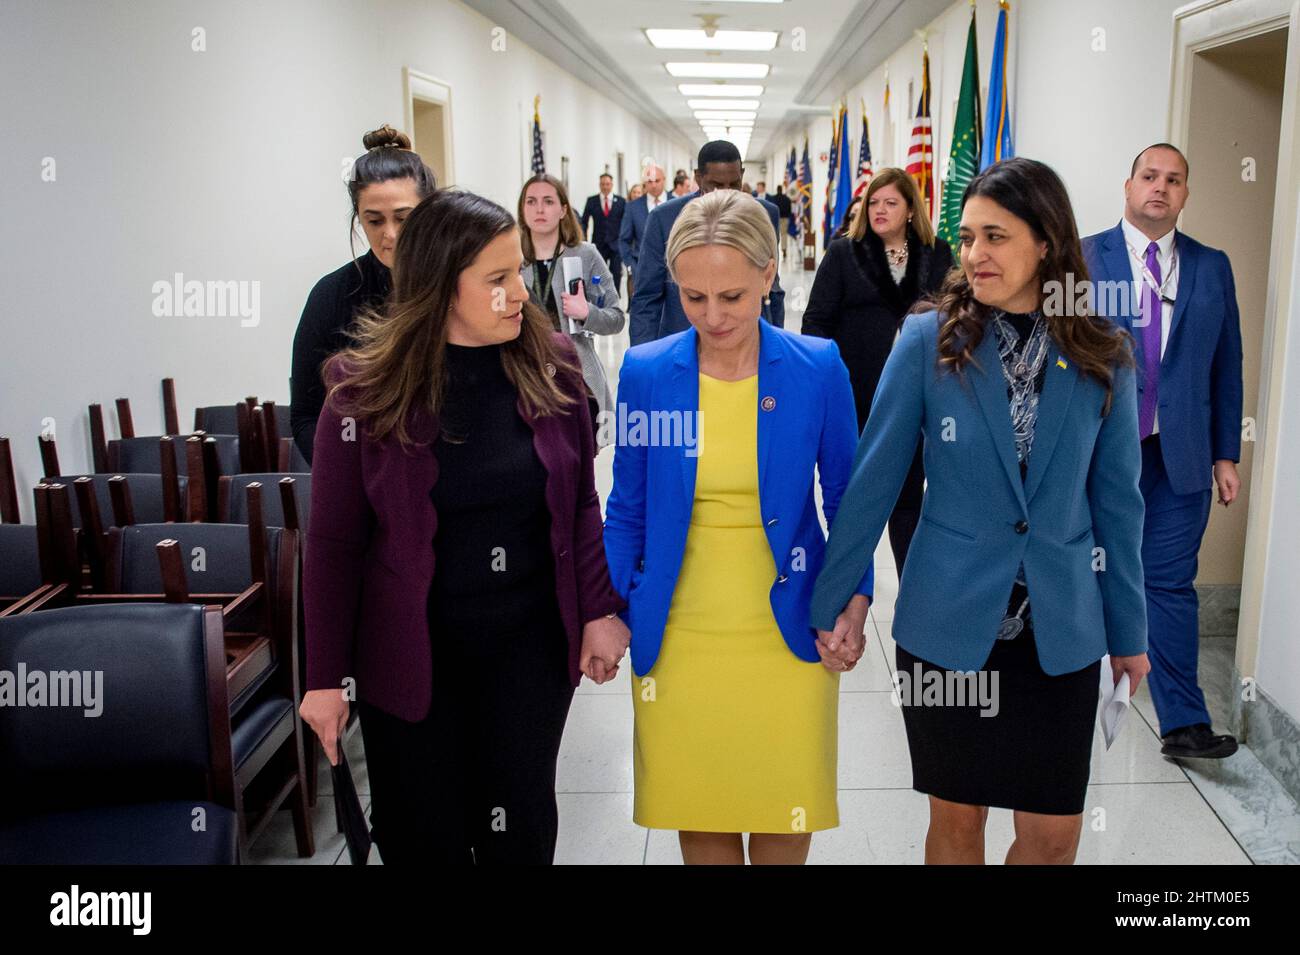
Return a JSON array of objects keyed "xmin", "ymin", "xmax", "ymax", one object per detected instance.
[
  {"xmin": 1213, "ymin": 459, "xmax": 1240, "ymax": 506},
  {"xmin": 580, "ymin": 614, "xmax": 630, "ymax": 684},
  {"xmin": 299, "ymin": 688, "xmax": 350, "ymax": 767},
  {"xmin": 1110, "ymin": 653, "xmax": 1151, "ymax": 697},
  {"xmin": 815, "ymin": 595, "xmax": 870, "ymax": 673},
  {"xmin": 561, "ymin": 280, "xmax": 590, "ymax": 322}
]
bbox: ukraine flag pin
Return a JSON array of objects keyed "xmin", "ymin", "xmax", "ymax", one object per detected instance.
[{"xmin": 1056, "ymin": 357, "xmax": 1068, "ymax": 370}]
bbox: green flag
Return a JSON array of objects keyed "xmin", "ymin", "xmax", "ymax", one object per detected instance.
[{"xmin": 937, "ymin": 7, "xmax": 982, "ymax": 248}]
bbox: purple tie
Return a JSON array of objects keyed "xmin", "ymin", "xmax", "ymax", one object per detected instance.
[{"xmin": 1138, "ymin": 241, "xmax": 1162, "ymax": 440}]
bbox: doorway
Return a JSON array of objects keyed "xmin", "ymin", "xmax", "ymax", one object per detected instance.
[
  {"xmin": 1183, "ymin": 28, "xmax": 1288, "ymax": 633},
  {"xmin": 404, "ymin": 68, "xmax": 455, "ymax": 187}
]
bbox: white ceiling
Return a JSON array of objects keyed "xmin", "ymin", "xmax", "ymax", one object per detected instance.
[
  {"xmin": 462, "ymin": 0, "xmax": 953, "ymax": 164},
  {"xmin": 551, "ymin": 0, "xmax": 856, "ymax": 159}
]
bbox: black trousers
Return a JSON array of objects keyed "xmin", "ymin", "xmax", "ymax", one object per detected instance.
[
  {"xmin": 596, "ymin": 246, "xmax": 622, "ymax": 294},
  {"xmin": 358, "ymin": 612, "xmax": 574, "ymax": 864}
]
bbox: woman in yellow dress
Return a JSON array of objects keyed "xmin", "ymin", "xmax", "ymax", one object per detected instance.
[{"xmin": 603, "ymin": 189, "xmax": 874, "ymax": 864}]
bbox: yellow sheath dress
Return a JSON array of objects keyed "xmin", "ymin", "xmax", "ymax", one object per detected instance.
[{"xmin": 631, "ymin": 372, "xmax": 840, "ymax": 834}]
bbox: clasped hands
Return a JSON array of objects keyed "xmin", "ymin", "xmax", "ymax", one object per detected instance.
[
  {"xmin": 580, "ymin": 613, "xmax": 630, "ymax": 684},
  {"xmin": 815, "ymin": 594, "xmax": 871, "ymax": 673}
]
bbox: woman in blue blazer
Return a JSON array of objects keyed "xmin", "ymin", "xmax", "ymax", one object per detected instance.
[
  {"xmin": 811, "ymin": 158, "xmax": 1151, "ymax": 865},
  {"xmin": 604, "ymin": 190, "xmax": 871, "ymax": 865}
]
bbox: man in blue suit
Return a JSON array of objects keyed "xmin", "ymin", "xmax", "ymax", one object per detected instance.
[
  {"xmin": 618, "ymin": 164, "xmax": 667, "ymax": 300},
  {"xmin": 629, "ymin": 141, "xmax": 784, "ymax": 345},
  {"xmin": 1082, "ymin": 143, "xmax": 1244, "ymax": 760}
]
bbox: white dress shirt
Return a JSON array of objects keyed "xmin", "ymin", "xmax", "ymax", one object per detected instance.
[{"xmin": 1120, "ymin": 216, "xmax": 1177, "ymax": 435}]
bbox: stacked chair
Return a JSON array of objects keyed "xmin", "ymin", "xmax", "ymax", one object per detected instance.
[{"xmin": 0, "ymin": 379, "xmax": 320, "ymax": 863}]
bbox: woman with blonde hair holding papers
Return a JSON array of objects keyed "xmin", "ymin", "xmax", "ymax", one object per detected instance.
[{"xmin": 604, "ymin": 189, "xmax": 870, "ymax": 865}]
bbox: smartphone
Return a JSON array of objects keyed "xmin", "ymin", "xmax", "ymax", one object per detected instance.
[{"xmin": 567, "ymin": 278, "xmax": 582, "ymax": 295}]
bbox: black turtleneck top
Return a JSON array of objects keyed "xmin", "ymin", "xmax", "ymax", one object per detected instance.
[
  {"xmin": 290, "ymin": 249, "xmax": 392, "ymax": 463},
  {"xmin": 427, "ymin": 342, "xmax": 557, "ymax": 631}
]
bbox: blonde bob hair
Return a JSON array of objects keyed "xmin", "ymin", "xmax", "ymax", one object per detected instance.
[{"xmin": 665, "ymin": 189, "xmax": 777, "ymax": 284}]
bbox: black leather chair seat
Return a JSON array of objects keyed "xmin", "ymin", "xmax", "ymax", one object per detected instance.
[{"xmin": 0, "ymin": 801, "xmax": 238, "ymax": 864}]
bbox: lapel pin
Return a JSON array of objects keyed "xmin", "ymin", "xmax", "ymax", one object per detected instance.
[
  {"xmin": 761, "ymin": 396, "xmax": 776, "ymax": 412},
  {"xmin": 1056, "ymin": 357, "xmax": 1068, "ymax": 370}
]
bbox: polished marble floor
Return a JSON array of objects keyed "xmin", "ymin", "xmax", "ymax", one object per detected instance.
[{"xmin": 252, "ymin": 259, "xmax": 1300, "ymax": 865}]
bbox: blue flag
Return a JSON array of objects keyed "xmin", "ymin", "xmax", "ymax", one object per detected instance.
[
  {"xmin": 832, "ymin": 106, "xmax": 853, "ymax": 233},
  {"xmin": 980, "ymin": 3, "xmax": 1014, "ymax": 170}
]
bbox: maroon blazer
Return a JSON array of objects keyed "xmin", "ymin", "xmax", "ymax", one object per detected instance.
[{"xmin": 303, "ymin": 334, "xmax": 625, "ymax": 722}]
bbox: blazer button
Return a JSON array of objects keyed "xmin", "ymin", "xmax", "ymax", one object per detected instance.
[
  {"xmin": 1015, "ymin": 521, "xmax": 1029, "ymax": 534},
  {"xmin": 777, "ymin": 574, "xmax": 789, "ymax": 583},
  {"xmin": 766, "ymin": 517, "xmax": 779, "ymax": 526}
]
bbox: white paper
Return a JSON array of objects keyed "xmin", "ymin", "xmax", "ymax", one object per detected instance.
[
  {"xmin": 560, "ymin": 257, "xmax": 583, "ymax": 334},
  {"xmin": 1099, "ymin": 657, "xmax": 1131, "ymax": 750}
]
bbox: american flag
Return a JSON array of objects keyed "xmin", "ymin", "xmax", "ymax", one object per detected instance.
[
  {"xmin": 852, "ymin": 109, "xmax": 873, "ymax": 198},
  {"xmin": 531, "ymin": 96, "xmax": 546, "ymax": 175},
  {"xmin": 906, "ymin": 50, "xmax": 934, "ymax": 220}
]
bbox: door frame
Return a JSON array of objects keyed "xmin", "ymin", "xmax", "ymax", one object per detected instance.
[
  {"xmin": 403, "ymin": 68, "xmax": 455, "ymax": 186},
  {"xmin": 1167, "ymin": 0, "xmax": 1300, "ymax": 683}
]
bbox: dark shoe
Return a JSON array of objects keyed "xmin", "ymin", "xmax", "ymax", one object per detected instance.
[{"xmin": 1161, "ymin": 723, "xmax": 1238, "ymax": 759}]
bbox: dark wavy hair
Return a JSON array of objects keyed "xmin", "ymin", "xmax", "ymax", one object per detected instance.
[{"xmin": 918, "ymin": 157, "xmax": 1134, "ymax": 415}]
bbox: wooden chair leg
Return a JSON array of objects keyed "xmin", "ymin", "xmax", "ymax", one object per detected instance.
[
  {"xmin": 162, "ymin": 378, "xmax": 179, "ymax": 436},
  {"xmin": 88, "ymin": 403, "xmax": 107, "ymax": 473}
]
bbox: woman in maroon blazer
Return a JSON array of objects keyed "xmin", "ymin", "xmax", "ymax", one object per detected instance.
[{"xmin": 299, "ymin": 188, "xmax": 629, "ymax": 865}]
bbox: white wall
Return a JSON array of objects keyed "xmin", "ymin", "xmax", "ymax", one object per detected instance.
[
  {"xmin": 1255, "ymin": 165, "xmax": 1300, "ymax": 723},
  {"xmin": 768, "ymin": 0, "xmax": 1187, "ymax": 246},
  {"xmin": 0, "ymin": 0, "xmax": 691, "ymax": 517}
]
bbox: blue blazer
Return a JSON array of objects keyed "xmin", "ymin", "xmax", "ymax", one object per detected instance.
[
  {"xmin": 604, "ymin": 320, "xmax": 873, "ymax": 676},
  {"xmin": 628, "ymin": 191, "xmax": 785, "ymax": 346},
  {"xmin": 1082, "ymin": 222, "xmax": 1243, "ymax": 495},
  {"xmin": 618, "ymin": 194, "xmax": 650, "ymax": 272},
  {"xmin": 810, "ymin": 310, "xmax": 1148, "ymax": 675}
]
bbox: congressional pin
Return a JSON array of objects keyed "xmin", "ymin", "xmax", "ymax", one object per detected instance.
[{"xmin": 761, "ymin": 395, "xmax": 776, "ymax": 412}]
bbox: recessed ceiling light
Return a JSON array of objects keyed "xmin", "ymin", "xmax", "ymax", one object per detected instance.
[
  {"xmin": 646, "ymin": 29, "xmax": 778, "ymax": 51},
  {"xmin": 686, "ymin": 99, "xmax": 760, "ymax": 111},
  {"xmin": 694, "ymin": 110, "xmax": 758, "ymax": 121},
  {"xmin": 666, "ymin": 62, "xmax": 770, "ymax": 78},
  {"xmin": 678, "ymin": 84, "xmax": 765, "ymax": 97}
]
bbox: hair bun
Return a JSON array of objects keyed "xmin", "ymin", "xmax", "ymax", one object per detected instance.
[{"xmin": 362, "ymin": 124, "xmax": 411, "ymax": 151}]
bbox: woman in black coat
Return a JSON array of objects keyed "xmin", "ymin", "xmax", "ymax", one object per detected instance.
[
  {"xmin": 290, "ymin": 124, "xmax": 436, "ymax": 463},
  {"xmin": 802, "ymin": 167, "xmax": 953, "ymax": 571}
]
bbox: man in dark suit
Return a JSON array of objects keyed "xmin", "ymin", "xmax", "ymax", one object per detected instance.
[
  {"xmin": 629, "ymin": 141, "xmax": 785, "ymax": 346},
  {"xmin": 773, "ymin": 185, "xmax": 794, "ymax": 260},
  {"xmin": 580, "ymin": 173, "xmax": 625, "ymax": 294},
  {"xmin": 618, "ymin": 164, "xmax": 667, "ymax": 300},
  {"xmin": 1083, "ymin": 143, "xmax": 1244, "ymax": 760}
]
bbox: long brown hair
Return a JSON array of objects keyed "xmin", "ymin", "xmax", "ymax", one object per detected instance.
[
  {"xmin": 517, "ymin": 174, "xmax": 584, "ymax": 263},
  {"xmin": 921, "ymin": 157, "xmax": 1133, "ymax": 415},
  {"xmin": 849, "ymin": 167, "xmax": 936, "ymax": 246},
  {"xmin": 325, "ymin": 189, "xmax": 577, "ymax": 448}
]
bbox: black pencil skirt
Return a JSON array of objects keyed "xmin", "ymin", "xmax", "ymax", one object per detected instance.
[{"xmin": 894, "ymin": 626, "xmax": 1101, "ymax": 815}]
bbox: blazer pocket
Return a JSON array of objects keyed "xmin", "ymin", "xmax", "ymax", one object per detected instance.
[
  {"xmin": 920, "ymin": 513, "xmax": 977, "ymax": 543},
  {"xmin": 1065, "ymin": 524, "xmax": 1093, "ymax": 545}
]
